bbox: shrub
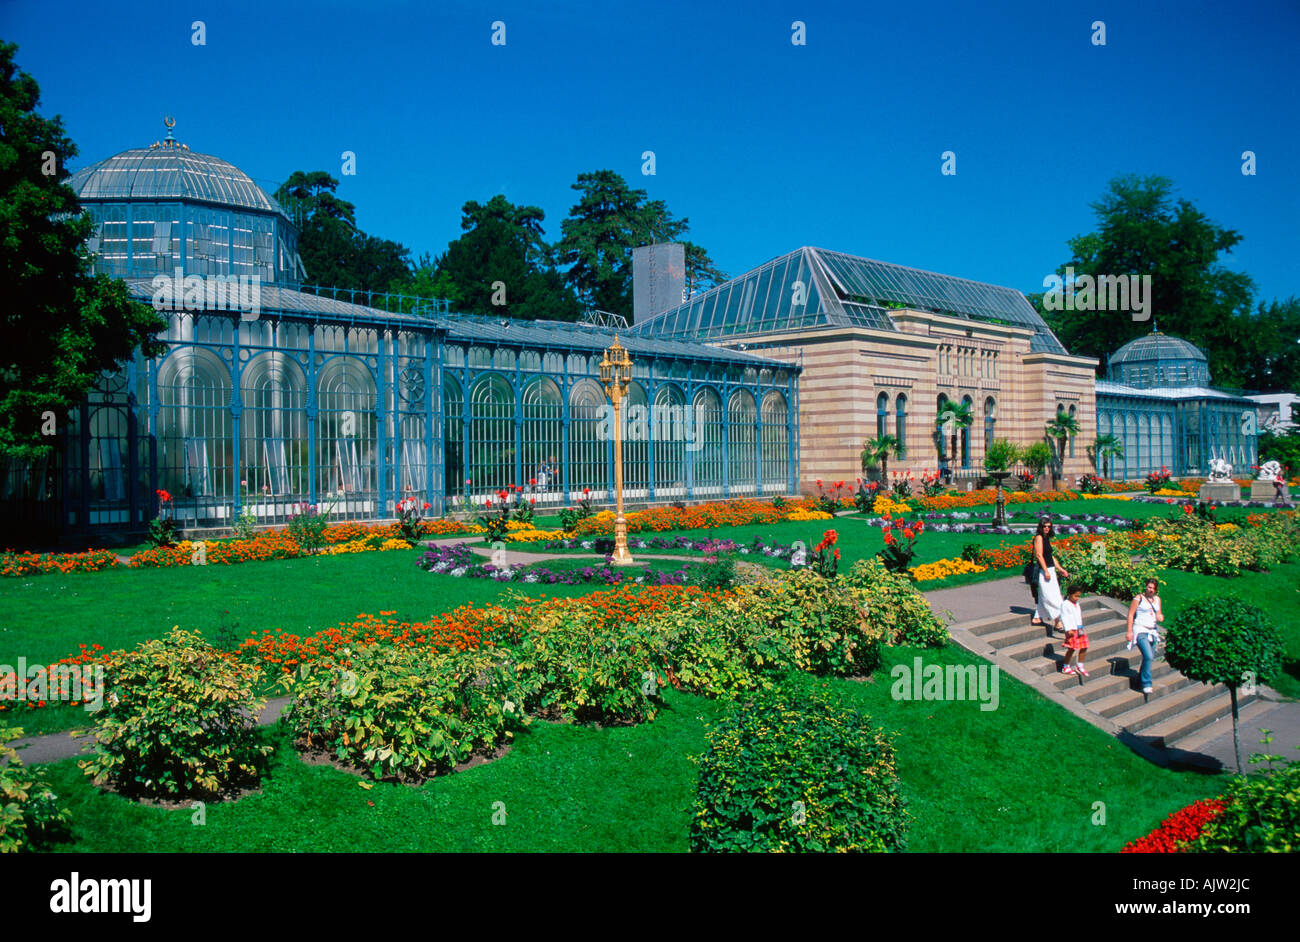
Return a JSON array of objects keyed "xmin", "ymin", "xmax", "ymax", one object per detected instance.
[
  {"xmin": 1055, "ymin": 535, "xmax": 1159, "ymax": 601},
  {"xmin": 80, "ymin": 627, "xmax": 272, "ymax": 799},
  {"xmin": 283, "ymin": 642, "xmax": 526, "ymax": 781},
  {"xmin": 844, "ymin": 558, "xmax": 950, "ymax": 647},
  {"xmin": 740, "ymin": 569, "xmax": 884, "ymax": 677},
  {"xmin": 1186, "ymin": 760, "xmax": 1300, "ymax": 853},
  {"xmin": 1146, "ymin": 514, "xmax": 1264, "ymax": 576},
  {"xmin": 960, "ymin": 542, "xmax": 983, "ymax": 563},
  {"xmin": 148, "ymin": 489, "xmax": 177, "ymax": 547},
  {"xmin": 983, "ymin": 438, "xmax": 1021, "ymax": 473},
  {"xmin": 510, "ymin": 602, "xmax": 669, "ymax": 724},
  {"xmin": 394, "ymin": 496, "xmax": 431, "ymax": 544},
  {"xmin": 287, "ymin": 501, "xmax": 334, "ymax": 554},
  {"xmin": 0, "ymin": 724, "xmax": 72, "ymax": 852},
  {"xmin": 689, "ymin": 680, "xmax": 908, "ymax": 853},
  {"xmin": 687, "ymin": 555, "xmax": 737, "ymax": 591},
  {"xmin": 1164, "ymin": 596, "xmax": 1283, "ymax": 772},
  {"xmin": 876, "ymin": 517, "xmax": 922, "ymax": 574}
]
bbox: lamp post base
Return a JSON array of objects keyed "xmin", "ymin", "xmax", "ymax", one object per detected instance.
[{"xmin": 611, "ymin": 514, "xmax": 636, "ymax": 566}]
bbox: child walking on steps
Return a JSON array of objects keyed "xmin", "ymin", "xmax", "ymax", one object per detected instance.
[{"xmin": 1059, "ymin": 584, "xmax": 1090, "ymax": 677}]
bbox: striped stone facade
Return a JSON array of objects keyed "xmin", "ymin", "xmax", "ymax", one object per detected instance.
[{"xmin": 730, "ymin": 308, "xmax": 1099, "ymax": 491}]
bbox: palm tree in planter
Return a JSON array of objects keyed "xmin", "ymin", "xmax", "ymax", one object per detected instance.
[
  {"xmin": 861, "ymin": 435, "xmax": 901, "ymax": 483},
  {"xmin": 1091, "ymin": 433, "xmax": 1125, "ymax": 479},
  {"xmin": 935, "ymin": 399, "xmax": 973, "ymax": 482},
  {"xmin": 1045, "ymin": 413, "xmax": 1081, "ymax": 488},
  {"xmin": 1021, "ymin": 441, "xmax": 1053, "ymax": 490},
  {"xmin": 983, "ymin": 439, "xmax": 1022, "ymax": 526}
]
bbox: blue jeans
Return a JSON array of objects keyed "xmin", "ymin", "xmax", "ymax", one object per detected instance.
[{"xmin": 1136, "ymin": 634, "xmax": 1156, "ymax": 688}]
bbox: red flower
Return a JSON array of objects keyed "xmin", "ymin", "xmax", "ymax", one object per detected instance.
[
  {"xmin": 883, "ymin": 532, "xmax": 896, "ymax": 545},
  {"xmin": 155, "ymin": 489, "xmax": 172, "ymax": 503},
  {"xmin": 422, "ymin": 502, "xmax": 430, "ymax": 511},
  {"xmin": 903, "ymin": 528, "xmax": 914, "ymax": 539}
]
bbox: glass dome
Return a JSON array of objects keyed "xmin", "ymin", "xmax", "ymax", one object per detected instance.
[
  {"xmin": 69, "ymin": 136, "xmax": 302, "ymax": 286},
  {"xmin": 1107, "ymin": 331, "xmax": 1210, "ymax": 388}
]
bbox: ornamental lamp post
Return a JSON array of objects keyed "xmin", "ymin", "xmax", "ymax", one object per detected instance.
[{"xmin": 601, "ymin": 337, "xmax": 635, "ymax": 565}]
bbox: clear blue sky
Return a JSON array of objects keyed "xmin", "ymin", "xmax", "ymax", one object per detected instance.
[{"xmin": 4, "ymin": 0, "xmax": 1298, "ymax": 305}]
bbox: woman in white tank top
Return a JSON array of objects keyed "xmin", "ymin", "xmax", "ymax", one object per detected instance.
[{"xmin": 1126, "ymin": 577, "xmax": 1164, "ymax": 694}]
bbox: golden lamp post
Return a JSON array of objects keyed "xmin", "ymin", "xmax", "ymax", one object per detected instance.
[{"xmin": 600, "ymin": 337, "xmax": 635, "ymax": 566}]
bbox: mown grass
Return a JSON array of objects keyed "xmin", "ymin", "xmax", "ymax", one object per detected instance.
[{"xmin": 26, "ymin": 645, "xmax": 1228, "ymax": 853}]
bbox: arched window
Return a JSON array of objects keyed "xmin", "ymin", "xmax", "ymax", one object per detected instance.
[
  {"xmin": 316, "ymin": 356, "xmax": 378, "ymax": 509},
  {"xmin": 961, "ymin": 395, "xmax": 973, "ymax": 468},
  {"xmin": 895, "ymin": 394, "xmax": 908, "ymax": 458},
  {"xmin": 623, "ymin": 381, "xmax": 650, "ymax": 496},
  {"xmin": 729, "ymin": 390, "xmax": 758, "ymax": 491},
  {"xmin": 469, "ymin": 373, "xmax": 514, "ymax": 496},
  {"xmin": 936, "ymin": 394, "xmax": 950, "ymax": 461},
  {"xmin": 693, "ymin": 387, "xmax": 724, "ymax": 496},
  {"xmin": 760, "ymin": 390, "xmax": 789, "ymax": 492},
  {"xmin": 521, "ymin": 376, "xmax": 562, "ymax": 499},
  {"xmin": 1068, "ymin": 404, "xmax": 1077, "ymax": 458},
  {"xmin": 241, "ymin": 353, "xmax": 307, "ymax": 500},
  {"xmin": 443, "ymin": 374, "xmax": 464, "ymax": 497},
  {"xmin": 984, "ymin": 397, "xmax": 996, "ymax": 457},
  {"xmin": 876, "ymin": 392, "xmax": 889, "ymax": 441},
  {"xmin": 654, "ymin": 384, "xmax": 686, "ymax": 497},
  {"xmin": 568, "ymin": 378, "xmax": 606, "ymax": 498}
]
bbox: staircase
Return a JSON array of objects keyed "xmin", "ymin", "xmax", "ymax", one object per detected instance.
[{"xmin": 950, "ymin": 596, "xmax": 1277, "ymax": 765}]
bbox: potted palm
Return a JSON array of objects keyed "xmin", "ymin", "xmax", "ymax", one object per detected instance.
[
  {"xmin": 1045, "ymin": 413, "xmax": 1081, "ymax": 489},
  {"xmin": 1021, "ymin": 441, "xmax": 1053, "ymax": 492},
  {"xmin": 861, "ymin": 435, "xmax": 900, "ymax": 483},
  {"xmin": 935, "ymin": 400, "xmax": 973, "ymax": 483},
  {"xmin": 983, "ymin": 439, "xmax": 1021, "ymax": 527}
]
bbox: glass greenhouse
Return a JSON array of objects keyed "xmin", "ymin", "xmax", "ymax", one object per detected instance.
[{"xmin": 2, "ymin": 136, "xmax": 799, "ymax": 540}]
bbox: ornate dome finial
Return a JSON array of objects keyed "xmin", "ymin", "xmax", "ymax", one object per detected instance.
[{"xmin": 161, "ymin": 115, "xmax": 184, "ymax": 151}]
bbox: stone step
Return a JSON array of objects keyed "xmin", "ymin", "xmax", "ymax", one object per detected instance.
[
  {"xmin": 1088, "ymin": 673, "xmax": 1197, "ymax": 718},
  {"xmin": 1048, "ymin": 659, "xmax": 1181, "ymax": 702},
  {"xmin": 1006, "ymin": 620, "xmax": 1130, "ymax": 671},
  {"xmin": 963, "ymin": 598, "xmax": 1112, "ymax": 638},
  {"xmin": 989, "ymin": 614, "xmax": 1128, "ymax": 656},
  {"xmin": 1138, "ymin": 690, "xmax": 1261, "ymax": 750},
  {"xmin": 1113, "ymin": 682, "xmax": 1238, "ymax": 734}
]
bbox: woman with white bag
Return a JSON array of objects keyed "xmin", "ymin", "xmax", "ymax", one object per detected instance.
[
  {"xmin": 1126, "ymin": 577, "xmax": 1164, "ymax": 695},
  {"xmin": 1031, "ymin": 517, "xmax": 1071, "ymax": 629}
]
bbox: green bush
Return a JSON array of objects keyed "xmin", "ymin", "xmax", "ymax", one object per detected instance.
[
  {"xmin": 1056, "ymin": 536, "xmax": 1159, "ymax": 601},
  {"xmin": 1188, "ymin": 760, "xmax": 1300, "ymax": 853},
  {"xmin": 511, "ymin": 603, "xmax": 668, "ymax": 724},
  {"xmin": 741, "ymin": 568, "xmax": 884, "ymax": 677},
  {"xmin": 1, "ymin": 725, "xmax": 72, "ymax": 853},
  {"xmin": 644, "ymin": 593, "xmax": 805, "ymax": 696},
  {"xmin": 843, "ymin": 558, "xmax": 950, "ymax": 647},
  {"xmin": 79, "ymin": 627, "xmax": 272, "ymax": 800},
  {"xmin": 689, "ymin": 679, "xmax": 908, "ymax": 853},
  {"xmin": 687, "ymin": 555, "xmax": 737, "ymax": 591},
  {"xmin": 284, "ymin": 642, "xmax": 526, "ymax": 781},
  {"xmin": 1145, "ymin": 515, "xmax": 1275, "ymax": 576}
]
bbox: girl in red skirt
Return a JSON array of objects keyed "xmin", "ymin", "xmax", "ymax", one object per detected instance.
[{"xmin": 1059, "ymin": 584, "xmax": 1090, "ymax": 677}]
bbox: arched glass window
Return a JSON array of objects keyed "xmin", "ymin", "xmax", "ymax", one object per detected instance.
[
  {"xmin": 729, "ymin": 390, "xmax": 758, "ymax": 491},
  {"xmin": 654, "ymin": 384, "xmax": 687, "ymax": 497},
  {"xmin": 984, "ymin": 397, "xmax": 996, "ymax": 458},
  {"xmin": 241, "ymin": 353, "xmax": 308, "ymax": 503},
  {"xmin": 1068, "ymin": 404, "xmax": 1077, "ymax": 458},
  {"xmin": 961, "ymin": 395, "xmax": 973, "ymax": 468},
  {"xmin": 568, "ymin": 378, "xmax": 606, "ymax": 498},
  {"xmin": 521, "ymin": 376, "xmax": 562, "ymax": 500},
  {"xmin": 469, "ymin": 373, "xmax": 515, "ymax": 496},
  {"xmin": 876, "ymin": 392, "xmax": 889, "ymax": 440},
  {"xmin": 936, "ymin": 394, "xmax": 950, "ymax": 461},
  {"xmin": 895, "ymin": 394, "xmax": 908, "ymax": 458},
  {"xmin": 760, "ymin": 390, "xmax": 789, "ymax": 492},
  {"xmin": 443, "ymin": 374, "xmax": 464, "ymax": 497},
  {"xmin": 316, "ymin": 355, "xmax": 378, "ymax": 514},
  {"xmin": 693, "ymin": 387, "xmax": 724, "ymax": 496},
  {"xmin": 623, "ymin": 381, "xmax": 650, "ymax": 496}
]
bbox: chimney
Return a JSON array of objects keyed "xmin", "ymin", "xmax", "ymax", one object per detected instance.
[{"xmin": 632, "ymin": 243, "xmax": 686, "ymax": 324}]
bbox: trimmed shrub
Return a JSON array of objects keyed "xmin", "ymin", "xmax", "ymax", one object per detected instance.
[
  {"xmin": 1, "ymin": 724, "xmax": 72, "ymax": 852},
  {"xmin": 689, "ymin": 680, "xmax": 908, "ymax": 853},
  {"xmin": 511, "ymin": 602, "xmax": 669, "ymax": 724},
  {"xmin": 740, "ymin": 568, "xmax": 884, "ymax": 677},
  {"xmin": 284, "ymin": 642, "xmax": 526, "ymax": 781},
  {"xmin": 80, "ymin": 627, "xmax": 272, "ymax": 799},
  {"xmin": 843, "ymin": 558, "xmax": 949, "ymax": 647},
  {"xmin": 1055, "ymin": 535, "xmax": 1159, "ymax": 602},
  {"xmin": 1187, "ymin": 761, "xmax": 1299, "ymax": 853}
]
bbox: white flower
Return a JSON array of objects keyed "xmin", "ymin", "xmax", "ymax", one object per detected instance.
[
  {"xmin": 450, "ymin": 567, "xmax": 467, "ymax": 578},
  {"xmin": 503, "ymin": 699, "xmax": 516, "ymax": 713}
]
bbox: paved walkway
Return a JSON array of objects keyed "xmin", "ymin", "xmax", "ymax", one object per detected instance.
[{"xmin": 923, "ymin": 574, "xmax": 1300, "ymax": 772}]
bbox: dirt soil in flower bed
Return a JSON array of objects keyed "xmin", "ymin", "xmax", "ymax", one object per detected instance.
[
  {"xmin": 294, "ymin": 738, "xmax": 513, "ymax": 784},
  {"xmin": 92, "ymin": 777, "xmax": 265, "ymax": 809}
]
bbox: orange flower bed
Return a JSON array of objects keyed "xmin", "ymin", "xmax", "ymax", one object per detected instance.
[
  {"xmin": 131, "ymin": 531, "xmax": 303, "ymax": 567},
  {"xmin": 1, "ymin": 549, "xmax": 121, "ymax": 577},
  {"xmin": 571, "ymin": 499, "xmax": 801, "ymax": 535},
  {"xmin": 239, "ymin": 584, "xmax": 711, "ymax": 672},
  {"xmin": 914, "ymin": 489, "xmax": 1080, "ymax": 510}
]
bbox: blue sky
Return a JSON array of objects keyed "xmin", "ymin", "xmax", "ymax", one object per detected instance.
[{"xmin": 4, "ymin": 0, "xmax": 1298, "ymax": 305}]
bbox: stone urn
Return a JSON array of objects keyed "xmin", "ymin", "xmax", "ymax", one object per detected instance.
[{"xmin": 990, "ymin": 471, "xmax": 1012, "ymax": 526}]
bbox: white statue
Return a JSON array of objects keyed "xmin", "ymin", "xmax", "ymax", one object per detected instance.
[
  {"xmin": 1207, "ymin": 458, "xmax": 1233, "ymax": 483},
  {"xmin": 1258, "ymin": 460, "xmax": 1283, "ymax": 482}
]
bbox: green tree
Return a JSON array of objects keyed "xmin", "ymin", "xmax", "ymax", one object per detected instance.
[
  {"xmin": 1163, "ymin": 595, "xmax": 1283, "ymax": 773},
  {"xmin": 682, "ymin": 241, "xmax": 727, "ymax": 298},
  {"xmin": 1045, "ymin": 412, "xmax": 1081, "ymax": 486},
  {"xmin": 0, "ymin": 42, "xmax": 167, "ymax": 461},
  {"xmin": 1030, "ymin": 174, "xmax": 1256, "ymax": 383},
  {"xmin": 1091, "ymin": 433, "xmax": 1125, "ymax": 478},
  {"xmin": 425, "ymin": 195, "xmax": 579, "ymax": 321},
  {"xmin": 558, "ymin": 170, "xmax": 703, "ymax": 319},
  {"xmin": 861, "ymin": 435, "xmax": 901, "ymax": 480},
  {"xmin": 274, "ymin": 170, "xmax": 411, "ymax": 292}
]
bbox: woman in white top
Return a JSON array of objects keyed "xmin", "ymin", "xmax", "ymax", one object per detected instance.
[
  {"xmin": 1059, "ymin": 584, "xmax": 1090, "ymax": 677},
  {"xmin": 1125, "ymin": 577, "xmax": 1164, "ymax": 694}
]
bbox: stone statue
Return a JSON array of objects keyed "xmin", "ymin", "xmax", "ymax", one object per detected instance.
[
  {"xmin": 1207, "ymin": 458, "xmax": 1233, "ymax": 483},
  {"xmin": 1258, "ymin": 460, "xmax": 1283, "ymax": 482}
]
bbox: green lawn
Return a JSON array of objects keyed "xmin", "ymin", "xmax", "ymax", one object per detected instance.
[{"xmin": 27, "ymin": 645, "xmax": 1228, "ymax": 853}]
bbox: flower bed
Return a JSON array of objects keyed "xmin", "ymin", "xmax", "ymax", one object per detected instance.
[
  {"xmin": 1121, "ymin": 799, "xmax": 1225, "ymax": 853},
  {"xmin": 1, "ymin": 549, "xmax": 121, "ymax": 577},
  {"xmin": 913, "ymin": 489, "xmax": 1079, "ymax": 510},
  {"xmin": 909, "ymin": 558, "xmax": 987, "ymax": 581},
  {"xmin": 416, "ymin": 542, "xmax": 694, "ymax": 586},
  {"xmin": 0, "ymin": 643, "xmax": 110, "ymax": 712},
  {"xmin": 569, "ymin": 499, "xmax": 812, "ymax": 535}
]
